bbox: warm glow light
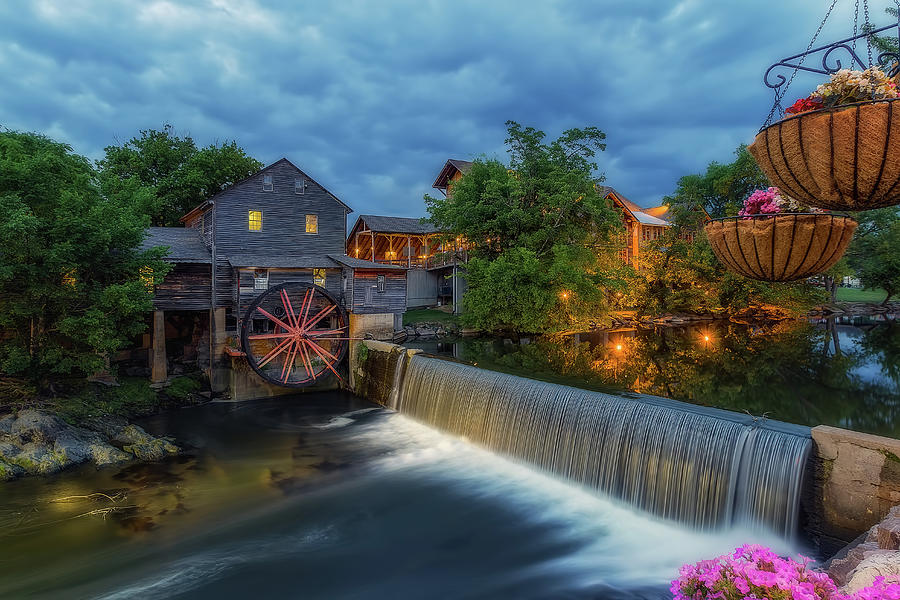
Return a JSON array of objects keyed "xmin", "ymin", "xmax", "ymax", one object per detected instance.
[
  {"xmin": 560, "ymin": 291, "xmax": 569, "ymax": 300},
  {"xmin": 615, "ymin": 344, "xmax": 623, "ymax": 352},
  {"xmin": 704, "ymin": 335, "xmax": 710, "ymax": 342}
]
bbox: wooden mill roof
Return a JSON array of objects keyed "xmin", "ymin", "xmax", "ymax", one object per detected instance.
[{"xmin": 141, "ymin": 227, "xmax": 211, "ymax": 263}]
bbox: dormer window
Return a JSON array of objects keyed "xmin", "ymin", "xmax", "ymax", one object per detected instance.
[
  {"xmin": 295, "ymin": 178, "xmax": 305, "ymax": 195},
  {"xmin": 305, "ymin": 214, "xmax": 318, "ymax": 234},
  {"xmin": 249, "ymin": 210, "xmax": 262, "ymax": 231},
  {"xmin": 263, "ymin": 174, "xmax": 273, "ymax": 191}
]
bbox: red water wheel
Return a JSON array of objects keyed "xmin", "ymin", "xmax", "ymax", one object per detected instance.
[{"xmin": 241, "ymin": 282, "xmax": 350, "ymax": 387}]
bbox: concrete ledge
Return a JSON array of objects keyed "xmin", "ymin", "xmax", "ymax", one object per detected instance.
[
  {"xmin": 808, "ymin": 425, "xmax": 900, "ymax": 556},
  {"xmin": 351, "ymin": 340, "xmax": 421, "ymax": 407},
  {"xmin": 225, "ymin": 354, "xmax": 338, "ymax": 402}
]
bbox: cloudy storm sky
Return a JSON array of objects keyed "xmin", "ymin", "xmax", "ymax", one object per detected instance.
[{"xmin": 0, "ymin": 0, "xmax": 888, "ymax": 216}]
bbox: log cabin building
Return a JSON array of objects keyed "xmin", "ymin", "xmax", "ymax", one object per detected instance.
[{"xmin": 138, "ymin": 158, "xmax": 406, "ymax": 395}]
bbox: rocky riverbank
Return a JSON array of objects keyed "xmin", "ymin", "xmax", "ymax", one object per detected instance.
[
  {"xmin": 0, "ymin": 409, "xmax": 179, "ymax": 481},
  {"xmin": 828, "ymin": 505, "xmax": 900, "ymax": 592}
]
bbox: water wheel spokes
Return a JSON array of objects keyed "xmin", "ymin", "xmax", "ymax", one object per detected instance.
[{"xmin": 241, "ymin": 282, "xmax": 350, "ymax": 388}]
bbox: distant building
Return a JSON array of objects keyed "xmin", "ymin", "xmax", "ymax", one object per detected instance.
[{"xmin": 599, "ymin": 186, "xmax": 691, "ymax": 267}]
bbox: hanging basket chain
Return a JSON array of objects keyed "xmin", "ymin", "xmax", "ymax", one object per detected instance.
[{"xmin": 764, "ymin": 0, "xmax": 840, "ymax": 127}]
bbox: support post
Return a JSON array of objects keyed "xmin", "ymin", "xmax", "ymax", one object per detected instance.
[
  {"xmin": 209, "ymin": 307, "xmax": 228, "ymax": 393},
  {"xmin": 371, "ymin": 231, "xmax": 375, "ymax": 262},
  {"xmin": 150, "ymin": 310, "xmax": 167, "ymax": 383},
  {"xmin": 407, "ymin": 236, "xmax": 411, "ymax": 268}
]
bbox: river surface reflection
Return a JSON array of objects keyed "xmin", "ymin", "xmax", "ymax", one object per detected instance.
[
  {"xmin": 0, "ymin": 394, "xmax": 792, "ymax": 599},
  {"xmin": 407, "ymin": 314, "xmax": 900, "ymax": 438}
]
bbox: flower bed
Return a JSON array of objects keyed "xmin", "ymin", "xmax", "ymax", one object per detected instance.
[{"xmin": 672, "ymin": 544, "xmax": 900, "ymax": 600}]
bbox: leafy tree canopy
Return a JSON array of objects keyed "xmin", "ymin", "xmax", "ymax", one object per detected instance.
[
  {"xmin": 631, "ymin": 144, "xmax": 824, "ymax": 315},
  {"xmin": 0, "ymin": 130, "xmax": 170, "ymax": 388},
  {"xmin": 846, "ymin": 207, "xmax": 900, "ymax": 304},
  {"xmin": 425, "ymin": 121, "xmax": 624, "ymax": 333},
  {"xmin": 663, "ymin": 145, "xmax": 768, "ymax": 218},
  {"xmin": 99, "ymin": 124, "xmax": 262, "ymax": 226}
]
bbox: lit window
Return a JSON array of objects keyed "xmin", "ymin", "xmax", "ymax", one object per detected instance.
[
  {"xmin": 263, "ymin": 174, "xmax": 273, "ymax": 191},
  {"xmin": 377, "ymin": 274, "xmax": 385, "ymax": 293},
  {"xmin": 305, "ymin": 214, "xmax": 318, "ymax": 234},
  {"xmin": 295, "ymin": 178, "xmax": 305, "ymax": 195},
  {"xmin": 249, "ymin": 210, "xmax": 262, "ymax": 231},
  {"xmin": 140, "ymin": 266, "xmax": 154, "ymax": 292},
  {"xmin": 62, "ymin": 269, "xmax": 76, "ymax": 288},
  {"xmin": 253, "ymin": 269, "xmax": 269, "ymax": 290},
  {"xmin": 313, "ymin": 268, "xmax": 326, "ymax": 287}
]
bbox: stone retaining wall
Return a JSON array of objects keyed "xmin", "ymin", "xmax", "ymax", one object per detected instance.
[{"xmin": 806, "ymin": 426, "xmax": 900, "ymax": 557}]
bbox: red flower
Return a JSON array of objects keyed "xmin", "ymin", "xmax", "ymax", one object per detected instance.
[{"xmin": 785, "ymin": 97, "xmax": 825, "ymax": 115}]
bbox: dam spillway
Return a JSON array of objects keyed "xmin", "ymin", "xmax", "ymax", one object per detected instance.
[{"xmin": 385, "ymin": 352, "xmax": 811, "ymax": 538}]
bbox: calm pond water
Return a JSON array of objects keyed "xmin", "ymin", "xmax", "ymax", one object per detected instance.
[
  {"xmin": 0, "ymin": 393, "xmax": 793, "ymax": 599},
  {"xmin": 407, "ymin": 315, "xmax": 900, "ymax": 438}
]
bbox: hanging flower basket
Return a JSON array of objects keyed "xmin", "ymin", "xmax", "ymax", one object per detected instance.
[
  {"xmin": 749, "ymin": 98, "xmax": 900, "ymax": 210},
  {"xmin": 705, "ymin": 213, "xmax": 857, "ymax": 282}
]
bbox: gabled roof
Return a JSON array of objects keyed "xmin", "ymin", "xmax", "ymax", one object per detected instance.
[
  {"xmin": 599, "ymin": 186, "xmax": 674, "ymax": 228},
  {"xmin": 328, "ymin": 255, "xmax": 407, "ymax": 270},
  {"xmin": 432, "ymin": 159, "xmax": 473, "ymax": 189},
  {"xmin": 349, "ymin": 214, "xmax": 440, "ymax": 236},
  {"xmin": 141, "ymin": 227, "xmax": 211, "ymax": 263},
  {"xmin": 179, "ymin": 157, "xmax": 353, "ymax": 223}
]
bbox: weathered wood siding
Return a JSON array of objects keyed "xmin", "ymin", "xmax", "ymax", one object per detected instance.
[
  {"xmin": 213, "ymin": 160, "xmax": 348, "ymax": 259},
  {"xmin": 152, "ymin": 264, "xmax": 212, "ymax": 311},
  {"xmin": 235, "ymin": 268, "xmax": 344, "ymax": 318},
  {"xmin": 352, "ymin": 270, "xmax": 406, "ymax": 314},
  {"xmin": 407, "ymin": 268, "xmax": 438, "ymax": 308}
]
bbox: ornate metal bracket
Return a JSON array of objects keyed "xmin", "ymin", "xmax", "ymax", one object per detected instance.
[
  {"xmin": 765, "ymin": 20, "xmax": 900, "ymax": 93},
  {"xmin": 761, "ymin": 17, "xmax": 900, "ymax": 127}
]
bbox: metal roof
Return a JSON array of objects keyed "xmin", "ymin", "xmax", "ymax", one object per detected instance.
[
  {"xmin": 141, "ymin": 228, "xmax": 211, "ymax": 263},
  {"xmin": 328, "ymin": 255, "xmax": 407, "ymax": 270},
  {"xmin": 353, "ymin": 214, "xmax": 440, "ymax": 235}
]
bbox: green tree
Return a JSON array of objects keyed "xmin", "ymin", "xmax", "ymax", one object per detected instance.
[
  {"xmin": 0, "ymin": 131, "xmax": 170, "ymax": 389},
  {"xmin": 663, "ymin": 145, "xmax": 768, "ymax": 218},
  {"xmin": 99, "ymin": 124, "xmax": 262, "ymax": 226},
  {"xmin": 632, "ymin": 144, "xmax": 825, "ymax": 315},
  {"xmin": 846, "ymin": 207, "xmax": 900, "ymax": 304},
  {"xmin": 425, "ymin": 121, "xmax": 624, "ymax": 333}
]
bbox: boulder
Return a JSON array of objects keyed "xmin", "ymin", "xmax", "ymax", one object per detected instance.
[
  {"xmin": 845, "ymin": 553, "xmax": 900, "ymax": 592},
  {"xmin": 123, "ymin": 438, "xmax": 179, "ymax": 461},
  {"xmin": 0, "ymin": 460, "xmax": 24, "ymax": 481},
  {"xmin": 88, "ymin": 442, "xmax": 132, "ymax": 466},
  {"xmin": 0, "ymin": 437, "xmax": 21, "ymax": 461},
  {"xmin": 0, "ymin": 414, "xmax": 14, "ymax": 434},
  {"xmin": 113, "ymin": 424, "xmax": 156, "ymax": 446},
  {"xmin": 11, "ymin": 442, "xmax": 70, "ymax": 475},
  {"xmin": 11, "ymin": 410, "xmax": 67, "ymax": 442},
  {"xmin": 877, "ymin": 506, "xmax": 900, "ymax": 550}
]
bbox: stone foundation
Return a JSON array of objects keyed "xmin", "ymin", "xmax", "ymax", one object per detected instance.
[{"xmin": 806, "ymin": 426, "xmax": 900, "ymax": 557}]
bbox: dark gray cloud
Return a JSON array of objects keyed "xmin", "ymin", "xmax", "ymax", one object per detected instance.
[{"xmin": 0, "ymin": 0, "xmax": 881, "ymax": 215}]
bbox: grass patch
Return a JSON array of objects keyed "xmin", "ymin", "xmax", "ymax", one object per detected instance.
[
  {"xmin": 53, "ymin": 377, "xmax": 161, "ymax": 425},
  {"xmin": 165, "ymin": 375, "xmax": 202, "ymax": 401},
  {"xmin": 835, "ymin": 287, "xmax": 893, "ymax": 302},
  {"xmin": 403, "ymin": 308, "xmax": 460, "ymax": 327}
]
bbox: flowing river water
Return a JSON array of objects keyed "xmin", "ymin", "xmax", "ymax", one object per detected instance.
[{"xmin": 0, "ymin": 392, "xmax": 797, "ymax": 599}]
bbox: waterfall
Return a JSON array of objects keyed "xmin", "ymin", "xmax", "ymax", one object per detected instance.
[{"xmin": 391, "ymin": 353, "xmax": 811, "ymax": 538}]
